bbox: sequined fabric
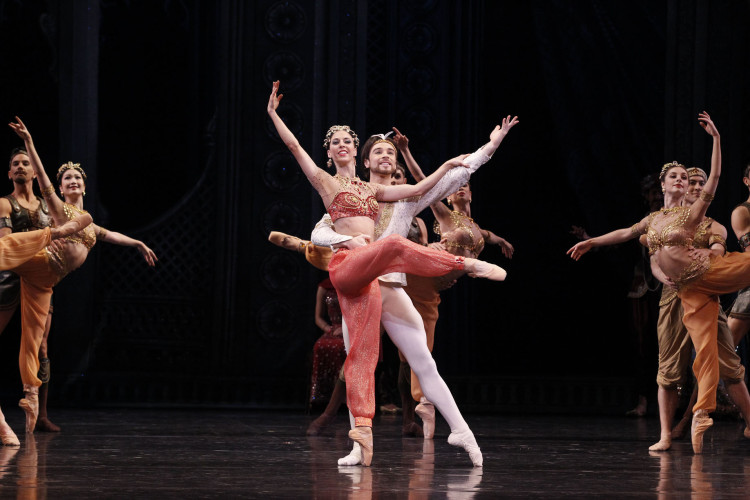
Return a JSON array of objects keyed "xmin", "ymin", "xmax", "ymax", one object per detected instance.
[
  {"xmin": 61, "ymin": 203, "xmax": 96, "ymax": 250},
  {"xmin": 327, "ymin": 175, "xmax": 378, "ymax": 222},
  {"xmin": 309, "ymin": 280, "xmax": 346, "ymax": 405},
  {"xmin": 645, "ymin": 207, "xmax": 693, "ymax": 255},
  {"xmin": 438, "ymin": 211, "xmax": 486, "ymax": 257}
]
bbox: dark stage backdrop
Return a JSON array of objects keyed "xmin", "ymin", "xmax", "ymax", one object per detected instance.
[{"xmin": 0, "ymin": 0, "xmax": 748, "ymax": 413}]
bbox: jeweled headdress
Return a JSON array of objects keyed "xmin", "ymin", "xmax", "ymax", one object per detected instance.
[
  {"xmin": 323, "ymin": 125, "xmax": 359, "ymax": 149},
  {"xmin": 370, "ymin": 131, "xmax": 395, "ymax": 148},
  {"xmin": 686, "ymin": 167, "xmax": 707, "ymax": 181},
  {"xmin": 56, "ymin": 161, "xmax": 87, "ymax": 183},
  {"xmin": 659, "ymin": 161, "xmax": 686, "ymax": 180}
]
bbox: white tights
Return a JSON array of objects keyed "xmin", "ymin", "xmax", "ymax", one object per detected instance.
[{"xmin": 341, "ymin": 285, "xmax": 469, "ymax": 432}]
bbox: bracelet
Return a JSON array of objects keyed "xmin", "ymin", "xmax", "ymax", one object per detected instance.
[
  {"xmin": 700, "ymin": 191, "xmax": 715, "ymax": 202},
  {"xmin": 41, "ymin": 185, "xmax": 55, "ymax": 197}
]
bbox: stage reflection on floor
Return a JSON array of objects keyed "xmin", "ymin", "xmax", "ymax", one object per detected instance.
[{"xmin": 1, "ymin": 409, "xmax": 750, "ymax": 498}]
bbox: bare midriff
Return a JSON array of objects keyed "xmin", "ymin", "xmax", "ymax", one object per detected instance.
[{"xmin": 332, "ymin": 216, "xmax": 376, "ymax": 242}]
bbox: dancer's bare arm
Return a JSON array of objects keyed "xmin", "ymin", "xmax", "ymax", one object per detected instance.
[
  {"xmin": 8, "ymin": 117, "xmax": 65, "ymax": 221},
  {"xmin": 689, "ymin": 112, "xmax": 721, "ymax": 226},
  {"xmin": 267, "ymin": 81, "xmax": 336, "ymax": 200},
  {"xmin": 97, "ymin": 226, "xmax": 158, "ymax": 266}
]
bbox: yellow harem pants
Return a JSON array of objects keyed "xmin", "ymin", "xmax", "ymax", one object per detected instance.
[
  {"xmin": 0, "ymin": 228, "xmax": 59, "ymax": 388},
  {"xmin": 678, "ymin": 252, "xmax": 750, "ymax": 413},
  {"xmin": 402, "ymin": 274, "xmax": 441, "ymax": 402},
  {"xmin": 327, "ymin": 234, "xmax": 463, "ymax": 427}
]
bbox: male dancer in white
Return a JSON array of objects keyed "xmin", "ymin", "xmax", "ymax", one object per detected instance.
[{"xmin": 312, "ymin": 117, "xmax": 518, "ymax": 466}]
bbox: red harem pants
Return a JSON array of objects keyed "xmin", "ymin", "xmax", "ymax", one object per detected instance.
[
  {"xmin": 678, "ymin": 251, "xmax": 750, "ymax": 413},
  {"xmin": 0, "ymin": 228, "xmax": 59, "ymax": 388},
  {"xmin": 327, "ymin": 234, "xmax": 464, "ymax": 427}
]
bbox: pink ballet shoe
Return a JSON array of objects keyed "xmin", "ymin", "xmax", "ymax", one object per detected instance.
[
  {"xmin": 465, "ymin": 258, "xmax": 506, "ymax": 281},
  {"xmin": 448, "ymin": 428, "xmax": 483, "ymax": 467},
  {"xmin": 51, "ymin": 213, "xmax": 93, "ymax": 239},
  {"xmin": 415, "ymin": 402, "xmax": 435, "ymax": 440},
  {"xmin": 691, "ymin": 410, "xmax": 713, "ymax": 454},
  {"xmin": 0, "ymin": 423, "xmax": 19, "ymax": 446},
  {"xmin": 19, "ymin": 385, "xmax": 39, "ymax": 434},
  {"xmin": 268, "ymin": 231, "xmax": 307, "ymax": 253},
  {"xmin": 348, "ymin": 426, "xmax": 373, "ymax": 467}
]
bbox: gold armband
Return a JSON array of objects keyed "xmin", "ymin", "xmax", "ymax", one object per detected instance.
[
  {"xmin": 700, "ymin": 191, "xmax": 715, "ymax": 202},
  {"xmin": 708, "ymin": 234, "xmax": 726, "ymax": 250},
  {"xmin": 630, "ymin": 223, "xmax": 642, "ymax": 235},
  {"xmin": 96, "ymin": 226, "xmax": 108, "ymax": 239},
  {"xmin": 41, "ymin": 185, "xmax": 56, "ymax": 197}
]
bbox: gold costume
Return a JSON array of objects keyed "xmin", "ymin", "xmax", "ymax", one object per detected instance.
[
  {"xmin": 0, "ymin": 203, "xmax": 98, "ymax": 388},
  {"xmin": 636, "ymin": 207, "xmax": 746, "ymax": 413}
]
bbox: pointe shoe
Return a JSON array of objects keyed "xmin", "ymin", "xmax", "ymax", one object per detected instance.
[
  {"xmin": 415, "ymin": 402, "xmax": 435, "ymax": 440},
  {"xmin": 465, "ymin": 258, "xmax": 507, "ymax": 281},
  {"xmin": 448, "ymin": 428, "xmax": 483, "ymax": 467},
  {"xmin": 19, "ymin": 385, "xmax": 39, "ymax": 434},
  {"xmin": 691, "ymin": 410, "xmax": 713, "ymax": 454},
  {"xmin": 338, "ymin": 442, "xmax": 362, "ymax": 466},
  {"xmin": 0, "ymin": 423, "xmax": 19, "ymax": 446},
  {"xmin": 51, "ymin": 213, "xmax": 93, "ymax": 239},
  {"xmin": 348, "ymin": 426, "xmax": 373, "ymax": 467},
  {"xmin": 268, "ymin": 231, "xmax": 307, "ymax": 253}
]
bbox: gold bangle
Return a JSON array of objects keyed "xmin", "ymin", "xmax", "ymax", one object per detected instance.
[
  {"xmin": 700, "ymin": 191, "xmax": 715, "ymax": 202},
  {"xmin": 41, "ymin": 185, "xmax": 55, "ymax": 197}
]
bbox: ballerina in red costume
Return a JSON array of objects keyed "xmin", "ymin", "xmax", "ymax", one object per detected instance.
[{"xmin": 267, "ymin": 81, "xmax": 505, "ymax": 466}]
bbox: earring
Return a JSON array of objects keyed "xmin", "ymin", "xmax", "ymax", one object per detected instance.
[
  {"xmin": 326, "ymin": 158, "xmax": 332, "ymax": 168},
  {"xmin": 661, "ymin": 188, "xmax": 665, "ymax": 193}
]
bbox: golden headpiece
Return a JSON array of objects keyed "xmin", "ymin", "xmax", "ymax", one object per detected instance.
[
  {"xmin": 56, "ymin": 161, "xmax": 87, "ymax": 183},
  {"xmin": 370, "ymin": 131, "xmax": 395, "ymax": 148},
  {"xmin": 687, "ymin": 167, "xmax": 707, "ymax": 180},
  {"xmin": 659, "ymin": 161, "xmax": 686, "ymax": 180},
  {"xmin": 323, "ymin": 125, "xmax": 359, "ymax": 149}
]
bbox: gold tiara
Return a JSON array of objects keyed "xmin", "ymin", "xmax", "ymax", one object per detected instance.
[
  {"xmin": 323, "ymin": 125, "xmax": 359, "ymax": 149},
  {"xmin": 56, "ymin": 161, "xmax": 87, "ymax": 182},
  {"xmin": 687, "ymin": 167, "xmax": 707, "ymax": 180},
  {"xmin": 370, "ymin": 131, "xmax": 395, "ymax": 147},
  {"xmin": 660, "ymin": 161, "xmax": 686, "ymax": 179}
]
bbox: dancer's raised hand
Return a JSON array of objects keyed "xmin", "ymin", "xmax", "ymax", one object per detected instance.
[
  {"xmin": 698, "ymin": 111, "xmax": 719, "ymax": 137},
  {"xmin": 8, "ymin": 116, "xmax": 31, "ymax": 142},
  {"xmin": 392, "ymin": 127, "xmax": 409, "ymax": 151},
  {"xmin": 267, "ymin": 81, "xmax": 284, "ymax": 115}
]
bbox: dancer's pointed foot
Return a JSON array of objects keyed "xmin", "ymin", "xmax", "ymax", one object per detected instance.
[
  {"xmin": 268, "ymin": 231, "xmax": 307, "ymax": 253},
  {"xmin": 19, "ymin": 386, "xmax": 39, "ymax": 434},
  {"xmin": 338, "ymin": 442, "xmax": 362, "ymax": 466},
  {"xmin": 415, "ymin": 401, "xmax": 435, "ymax": 440},
  {"xmin": 402, "ymin": 421, "xmax": 424, "ymax": 437},
  {"xmin": 671, "ymin": 415, "xmax": 690, "ymax": 440},
  {"xmin": 306, "ymin": 412, "xmax": 337, "ymax": 436},
  {"xmin": 691, "ymin": 410, "xmax": 713, "ymax": 454},
  {"xmin": 0, "ymin": 422, "xmax": 19, "ymax": 446},
  {"xmin": 648, "ymin": 436, "xmax": 672, "ymax": 452},
  {"xmin": 348, "ymin": 426, "xmax": 373, "ymax": 466},
  {"xmin": 465, "ymin": 258, "xmax": 506, "ymax": 281},
  {"xmin": 51, "ymin": 213, "xmax": 93, "ymax": 239},
  {"xmin": 34, "ymin": 417, "xmax": 60, "ymax": 433},
  {"xmin": 448, "ymin": 428, "xmax": 483, "ymax": 467}
]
